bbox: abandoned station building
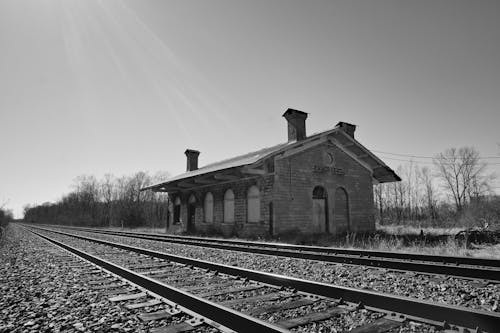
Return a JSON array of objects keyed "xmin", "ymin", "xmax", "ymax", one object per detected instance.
[{"xmin": 143, "ymin": 109, "xmax": 400, "ymax": 237}]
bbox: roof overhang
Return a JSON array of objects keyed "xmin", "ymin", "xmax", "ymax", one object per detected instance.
[
  {"xmin": 141, "ymin": 166, "xmax": 265, "ymax": 193},
  {"xmin": 331, "ymin": 130, "xmax": 401, "ymax": 183}
]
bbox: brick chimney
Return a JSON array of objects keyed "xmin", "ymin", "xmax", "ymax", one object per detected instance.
[
  {"xmin": 184, "ymin": 149, "xmax": 200, "ymax": 171},
  {"xmin": 282, "ymin": 108, "xmax": 308, "ymax": 142},
  {"xmin": 336, "ymin": 122, "xmax": 356, "ymax": 138}
]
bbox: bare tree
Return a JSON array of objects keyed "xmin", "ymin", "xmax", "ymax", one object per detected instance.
[
  {"xmin": 373, "ymin": 183, "xmax": 384, "ymax": 222},
  {"xmin": 394, "ymin": 166, "xmax": 407, "ymax": 222},
  {"xmin": 24, "ymin": 171, "xmax": 170, "ymax": 229},
  {"xmin": 73, "ymin": 175, "xmax": 99, "ymax": 225},
  {"xmin": 419, "ymin": 166, "xmax": 437, "ymax": 219},
  {"xmin": 434, "ymin": 147, "xmax": 492, "ymax": 212},
  {"xmin": 100, "ymin": 174, "xmax": 115, "ymax": 227}
]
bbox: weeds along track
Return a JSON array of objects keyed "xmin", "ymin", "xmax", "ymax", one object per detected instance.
[
  {"xmin": 54, "ymin": 225, "xmax": 500, "ymax": 282},
  {"xmin": 27, "ymin": 225, "xmax": 500, "ymax": 332}
]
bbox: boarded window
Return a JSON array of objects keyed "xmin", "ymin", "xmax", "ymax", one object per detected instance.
[
  {"xmin": 204, "ymin": 192, "xmax": 214, "ymax": 223},
  {"xmin": 223, "ymin": 189, "xmax": 235, "ymax": 223},
  {"xmin": 173, "ymin": 197, "xmax": 181, "ymax": 224},
  {"xmin": 313, "ymin": 186, "xmax": 327, "ymax": 199},
  {"xmin": 247, "ymin": 185, "xmax": 260, "ymax": 222}
]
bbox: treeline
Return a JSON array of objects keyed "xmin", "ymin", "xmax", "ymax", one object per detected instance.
[
  {"xmin": 0, "ymin": 207, "xmax": 13, "ymax": 229},
  {"xmin": 23, "ymin": 146, "xmax": 499, "ymax": 230},
  {"xmin": 24, "ymin": 171, "xmax": 169, "ymax": 228},
  {"xmin": 374, "ymin": 147, "xmax": 500, "ymax": 228}
]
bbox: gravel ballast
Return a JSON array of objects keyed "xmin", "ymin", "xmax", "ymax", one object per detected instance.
[
  {"xmin": 34, "ymin": 228, "xmax": 453, "ymax": 332},
  {"xmin": 0, "ymin": 225, "xmax": 215, "ymax": 333}
]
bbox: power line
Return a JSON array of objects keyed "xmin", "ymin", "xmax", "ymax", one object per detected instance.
[
  {"xmin": 372, "ymin": 150, "xmax": 500, "ymax": 160},
  {"xmin": 378, "ymin": 156, "xmax": 500, "ymax": 166},
  {"xmin": 380, "ymin": 156, "xmax": 434, "ymax": 165}
]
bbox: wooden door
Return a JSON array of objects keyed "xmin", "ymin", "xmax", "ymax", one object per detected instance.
[
  {"xmin": 187, "ymin": 203, "xmax": 196, "ymax": 233},
  {"xmin": 312, "ymin": 186, "xmax": 328, "ymax": 233},
  {"xmin": 334, "ymin": 187, "xmax": 350, "ymax": 234}
]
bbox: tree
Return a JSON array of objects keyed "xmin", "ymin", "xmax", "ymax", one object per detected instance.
[
  {"xmin": 23, "ymin": 171, "xmax": 170, "ymax": 229},
  {"xmin": 419, "ymin": 166, "xmax": 438, "ymax": 219},
  {"xmin": 434, "ymin": 147, "xmax": 493, "ymax": 212},
  {"xmin": 73, "ymin": 175, "xmax": 99, "ymax": 226},
  {"xmin": 373, "ymin": 183, "xmax": 384, "ymax": 222},
  {"xmin": 99, "ymin": 174, "xmax": 115, "ymax": 227},
  {"xmin": 0, "ymin": 203, "xmax": 13, "ymax": 230}
]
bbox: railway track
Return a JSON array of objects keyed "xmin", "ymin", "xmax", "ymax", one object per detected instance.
[
  {"xmin": 28, "ymin": 226, "xmax": 284, "ymax": 333},
  {"xmin": 51, "ymin": 225, "xmax": 500, "ymax": 282},
  {"xmin": 26, "ymin": 225, "xmax": 500, "ymax": 332}
]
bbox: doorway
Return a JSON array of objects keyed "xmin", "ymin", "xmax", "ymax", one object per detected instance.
[
  {"xmin": 312, "ymin": 186, "xmax": 328, "ymax": 233},
  {"xmin": 187, "ymin": 195, "xmax": 196, "ymax": 233},
  {"xmin": 334, "ymin": 187, "xmax": 350, "ymax": 234}
]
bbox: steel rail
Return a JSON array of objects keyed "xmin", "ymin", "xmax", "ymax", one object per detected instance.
[
  {"xmin": 55, "ymin": 225, "xmax": 500, "ymax": 268},
  {"xmin": 30, "ymin": 226, "xmax": 500, "ymax": 333},
  {"xmin": 28, "ymin": 228, "xmax": 289, "ymax": 333},
  {"xmin": 52, "ymin": 225, "xmax": 500, "ymax": 282}
]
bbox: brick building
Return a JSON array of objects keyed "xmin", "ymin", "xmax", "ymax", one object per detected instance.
[{"xmin": 142, "ymin": 109, "xmax": 400, "ymax": 236}]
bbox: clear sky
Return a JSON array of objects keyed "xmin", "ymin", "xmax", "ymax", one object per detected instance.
[{"xmin": 1, "ymin": 0, "xmax": 499, "ymax": 218}]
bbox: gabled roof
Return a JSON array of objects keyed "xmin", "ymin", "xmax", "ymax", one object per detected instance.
[{"xmin": 142, "ymin": 126, "xmax": 400, "ymax": 192}]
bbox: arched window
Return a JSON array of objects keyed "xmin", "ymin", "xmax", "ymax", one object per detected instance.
[
  {"xmin": 189, "ymin": 194, "xmax": 196, "ymax": 204},
  {"xmin": 247, "ymin": 185, "xmax": 260, "ymax": 222},
  {"xmin": 313, "ymin": 186, "xmax": 327, "ymax": 199},
  {"xmin": 204, "ymin": 192, "xmax": 214, "ymax": 223},
  {"xmin": 223, "ymin": 189, "xmax": 235, "ymax": 223},
  {"xmin": 173, "ymin": 197, "xmax": 181, "ymax": 224}
]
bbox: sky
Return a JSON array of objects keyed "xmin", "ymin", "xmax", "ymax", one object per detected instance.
[{"xmin": 1, "ymin": 0, "xmax": 499, "ymax": 218}]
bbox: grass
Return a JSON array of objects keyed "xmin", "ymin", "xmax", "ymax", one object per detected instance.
[
  {"xmin": 343, "ymin": 232, "xmax": 500, "ymax": 259},
  {"xmin": 377, "ymin": 224, "xmax": 463, "ymax": 236},
  {"xmin": 374, "ymin": 224, "xmax": 500, "ymax": 258}
]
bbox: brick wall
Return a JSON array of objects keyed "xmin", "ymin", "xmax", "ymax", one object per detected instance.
[
  {"xmin": 165, "ymin": 138, "xmax": 375, "ymax": 237},
  {"xmin": 166, "ymin": 174, "xmax": 274, "ymax": 237},
  {"xmin": 273, "ymin": 139, "xmax": 375, "ymax": 235}
]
